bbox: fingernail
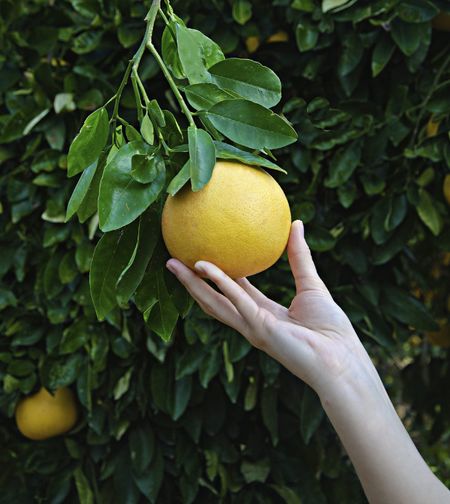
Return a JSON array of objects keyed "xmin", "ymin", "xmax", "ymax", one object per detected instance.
[
  {"xmin": 194, "ymin": 261, "xmax": 207, "ymax": 274},
  {"xmin": 166, "ymin": 260, "xmax": 177, "ymax": 274},
  {"xmin": 296, "ymin": 220, "xmax": 305, "ymax": 238}
]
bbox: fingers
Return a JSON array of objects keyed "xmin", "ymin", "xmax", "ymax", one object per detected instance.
[
  {"xmin": 166, "ymin": 259, "xmax": 246, "ymax": 332},
  {"xmin": 194, "ymin": 261, "xmax": 259, "ymax": 321},
  {"xmin": 236, "ymin": 278, "xmax": 287, "ymax": 317},
  {"xmin": 288, "ymin": 220, "xmax": 328, "ymax": 295}
]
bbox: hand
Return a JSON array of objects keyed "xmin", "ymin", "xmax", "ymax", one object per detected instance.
[{"xmin": 166, "ymin": 220, "xmax": 374, "ymax": 397}]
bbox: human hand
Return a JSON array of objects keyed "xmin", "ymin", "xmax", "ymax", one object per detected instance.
[{"xmin": 166, "ymin": 220, "xmax": 377, "ymax": 398}]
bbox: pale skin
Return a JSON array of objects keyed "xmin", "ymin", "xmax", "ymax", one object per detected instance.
[{"xmin": 166, "ymin": 220, "xmax": 450, "ymax": 504}]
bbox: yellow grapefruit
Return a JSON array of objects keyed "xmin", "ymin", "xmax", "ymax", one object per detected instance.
[
  {"xmin": 162, "ymin": 161, "xmax": 291, "ymax": 278},
  {"xmin": 15, "ymin": 387, "xmax": 78, "ymax": 440}
]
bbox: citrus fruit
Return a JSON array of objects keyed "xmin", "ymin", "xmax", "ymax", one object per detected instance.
[
  {"xmin": 426, "ymin": 117, "xmax": 440, "ymax": 138},
  {"xmin": 267, "ymin": 31, "xmax": 289, "ymax": 43},
  {"xmin": 443, "ymin": 174, "xmax": 450, "ymax": 205},
  {"xmin": 432, "ymin": 12, "xmax": 450, "ymax": 31},
  {"xmin": 15, "ymin": 387, "xmax": 78, "ymax": 440},
  {"xmin": 245, "ymin": 35, "xmax": 260, "ymax": 53},
  {"xmin": 162, "ymin": 160, "xmax": 291, "ymax": 278}
]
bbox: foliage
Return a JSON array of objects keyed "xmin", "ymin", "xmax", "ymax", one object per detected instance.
[{"xmin": 1, "ymin": 0, "xmax": 450, "ymax": 502}]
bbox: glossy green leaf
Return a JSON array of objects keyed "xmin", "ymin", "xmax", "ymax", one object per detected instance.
[
  {"xmin": 296, "ymin": 23, "xmax": 319, "ymax": 52},
  {"xmin": 89, "ymin": 225, "xmax": 138, "ymax": 320},
  {"xmin": 232, "ymin": 0, "xmax": 252, "ymax": 25},
  {"xmin": 167, "ymin": 161, "xmax": 191, "ymax": 196},
  {"xmin": 66, "ymin": 159, "xmax": 98, "ymax": 221},
  {"xmin": 209, "ymin": 58, "xmax": 281, "ymax": 108},
  {"xmin": 188, "ymin": 126, "xmax": 216, "ymax": 191},
  {"xmin": 116, "ymin": 211, "xmax": 160, "ymax": 305},
  {"xmin": 131, "ymin": 151, "xmax": 164, "ymax": 184},
  {"xmin": 214, "ymin": 141, "xmax": 287, "ymax": 173},
  {"xmin": 140, "ymin": 114, "xmax": 154, "ymax": 145},
  {"xmin": 206, "ymin": 99, "xmax": 297, "ymax": 150},
  {"xmin": 416, "ymin": 188, "xmax": 443, "ymax": 236},
  {"xmin": 176, "ymin": 24, "xmax": 224, "ymax": 84},
  {"xmin": 67, "ymin": 108, "xmax": 109, "ymax": 177},
  {"xmin": 145, "ymin": 271, "xmax": 179, "ymax": 341},
  {"xmin": 161, "ymin": 23, "xmax": 185, "ymax": 79},
  {"xmin": 325, "ymin": 140, "xmax": 362, "ymax": 188},
  {"xmin": 184, "ymin": 83, "xmax": 238, "ymax": 111},
  {"xmin": 98, "ymin": 142, "xmax": 165, "ymax": 232},
  {"xmin": 372, "ymin": 35, "xmax": 395, "ymax": 77}
]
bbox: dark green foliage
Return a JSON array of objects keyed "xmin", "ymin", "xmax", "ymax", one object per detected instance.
[{"xmin": 1, "ymin": 0, "xmax": 450, "ymax": 503}]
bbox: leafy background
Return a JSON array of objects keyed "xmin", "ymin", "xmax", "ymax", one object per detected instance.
[{"xmin": 1, "ymin": 0, "xmax": 450, "ymax": 502}]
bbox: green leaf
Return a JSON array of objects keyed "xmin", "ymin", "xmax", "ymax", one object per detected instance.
[
  {"xmin": 184, "ymin": 83, "xmax": 238, "ymax": 111},
  {"xmin": 116, "ymin": 211, "xmax": 160, "ymax": 305},
  {"xmin": 176, "ymin": 24, "xmax": 224, "ymax": 84},
  {"xmin": 261, "ymin": 385, "xmax": 278, "ymax": 445},
  {"xmin": 416, "ymin": 188, "xmax": 443, "ymax": 236},
  {"xmin": 383, "ymin": 287, "xmax": 439, "ymax": 331},
  {"xmin": 131, "ymin": 151, "xmax": 164, "ymax": 184},
  {"xmin": 206, "ymin": 99, "xmax": 297, "ymax": 150},
  {"xmin": 148, "ymin": 100, "xmax": 166, "ymax": 128},
  {"xmin": 173, "ymin": 375, "xmax": 192, "ymax": 420},
  {"xmin": 397, "ymin": 0, "xmax": 439, "ymax": 23},
  {"xmin": 67, "ymin": 108, "xmax": 109, "ymax": 177},
  {"xmin": 306, "ymin": 227, "xmax": 337, "ymax": 252},
  {"xmin": 98, "ymin": 142, "xmax": 165, "ymax": 232},
  {"xmin": 162, "ymin": 23, "xmax": 185, "ymax": 80},
  {"xmin": 167, "ymin": 161, "xmax": 191, "ymax": 196},
  {"xmin": 188, "ymin": 126, "xmax": 216, "ymax": 191},
  {"xmin": 296, "ymin": 23, "xmax": 319, "ymax": 52},
  {"xmin": 133, "ymin": 445, "xmax": 164, "ymax": 502},
  {"xmin": 145, "ymin": 271, "xmax": 179, "ymax": 341},
  {"xmin": 209, "ymin": 58, "xmax": 281, "ymax": 108},
  {"xmin": 214, "ymin": 141, "xmax": 287, "ymax": 173},
  {"xmin": 372, "ymin": 35, "xmax": 395, "ymax": 77},
  {"xmin": 324, "ymin": 140, "xmax": 362, "ymax": 188},
  {"xmin": 74, "ymin": 467, "xmax": 94, "ymax": 504},
  {"xmin": 129, "ymin": 424, "xmax": 154, "ymax": 474},
  {"xmin": 140, "ymin": 114, "xmax": 154, "ymax": 145},
  {"xmin": 232, "ymin": 0, "xmax": 252, "ymax": 25},
  {"xmin": 391, "ymin": 19, "xmax": 424, "ymax": 56},
  {"xmin": 270, "ymin": 485, "xmax": 302, "ymax": 504},
  {"xmin": 241, "ymin": 458, "xmax": 270, "ymax": 483},
  {"xmin": 66, "ymin": 159, "xmax": 98, "ymax": 221},
  {"xmin": 89, "ymin": 225, "xmax": 138, "ymax": 320},
  {"xmin": 77, "ymin": 153, "xmax": 107, "ymax": 223},
  {"xmin": 300, "ymin": 386, "xmax": 324, "ymax": 444}
]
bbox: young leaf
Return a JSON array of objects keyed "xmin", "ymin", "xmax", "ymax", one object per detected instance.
[
  {"xmin": 116, "ymin": 210, "xmax": 160, "ymax": 305},
  {"xmin": 140, "ymin": 114, "xmax": 154, "ymax": 145},
  {"xmin": 67, "ymin": 108, "xmax": 109, "ymax": 176},
  {"xmin": 176, "ymin": 24, "xmax": 224, "ymax": 84},
  {"xmin": 206, "ymin": 99, "xmax": 297, "ymax": 150},
  {"xmin": 161, "ymin": 23, "xmax": 185, "ymax": 79},
  {"xmin": 66, "ymin": 160, "xmax": 98, "ymax": 221},
  {"xmin": 89, "ymin": 225, "xmax": 138, "ymax": 320},
  {"xmin": 77, "ymin": 153, "xmax": 107, "ymax": 223},
  {"xmin": 184, "ymin": 83, "xmax": 238, "ymax": 111},
  {"xmin": 131, "ymin": 151, "xmax": 164, "ymax": 184},
  {"xmin": 145, "ymin": 271, "xmax": 179, "ymax": 341},
  {"xmin": 188, "ymin": 126, "xmax": 216, "ymax": 191},
  {"xmin": 148, "ymin": 100, "xmax": 166, "ymax": 128},
  {"xmin": 214, "ymin": 141, "xmax": 287, "ymax": 173},
  {"xmin": 98, "ymin": 142, "xmax": 165, "ymax": 232},
  {"xmin": 416, "ymin": 188, "xmax": 443, "ymax": 236},
  {"xmin": 167, "ymin": 161, "xmax": 191, "ymax": 196},
  {"xmin": 209, "ymin": 58, "xmax": 282, "ymax": 108}
]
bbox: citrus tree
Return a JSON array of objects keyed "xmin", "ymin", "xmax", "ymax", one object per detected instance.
[{"xmin": 1, "ymin": 0, "xmax": 450, "ymax": 502}]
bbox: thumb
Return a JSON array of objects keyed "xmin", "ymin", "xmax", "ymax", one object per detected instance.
[{"xmin": 287, "ymin": 220, "xmax": 328, "ymax": 294}]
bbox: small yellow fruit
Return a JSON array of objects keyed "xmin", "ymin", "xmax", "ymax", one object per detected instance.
[
  {"xmin": 245, "ymin": 36, "xmax": 260, "ymax": 53},
  {"xmin": 426, "ymin": 117, "xmax": 440, "ymax": 138},
  {"xmin": 162, "ymin": 161, "xmax": 291, "ymax": 278},
  {"xmin": 443, "ymin": 174, "xmax": 450, "ymax": 205},
  {"xmin": 432, "ymin": 12, "xmax": 450, "ymax": 31},
  {"xmin": 267, "ymin": 31, "xmax": 289, "ymax": 43},
  {"xmin": 427, "ymin": 322, "xmax": 450, "ymax": 348},
  {"xmin": 15, "ymin": 387, "xmax": 78, "ymax": 440}
]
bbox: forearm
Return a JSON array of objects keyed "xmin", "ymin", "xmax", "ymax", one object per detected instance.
[{"xmin": 318, "ymin": 355, "xmax": 450, "ymax": 504}]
